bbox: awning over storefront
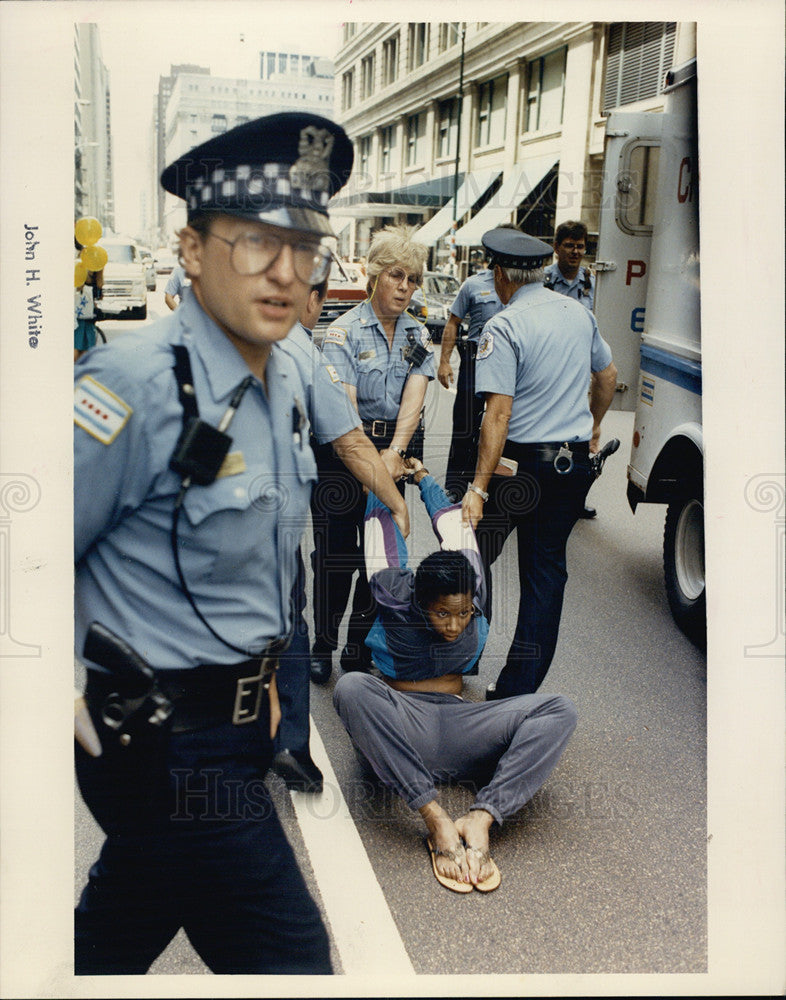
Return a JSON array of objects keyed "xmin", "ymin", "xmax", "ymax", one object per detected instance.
[
  {"xmin": 414, "ymin": 168, "xmax": 502, "ymax": 246},
  {"xmin": 453, "ymin": 155, "xmax": 558, "ymax": 247},
  {"xmin": 329, "ymin": 174, "xmax": 463, "ymax": 219}
]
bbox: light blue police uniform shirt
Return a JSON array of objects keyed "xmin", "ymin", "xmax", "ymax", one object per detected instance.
[
  {"xmin": 449, "ymin": 268, "xmax": 502, "ymax": 342},
  {"xmin": 475, "ymin": 283, "xmax": 613, "ymax": 443},
  {"xmin": 543, "ymin": 262, "xmax": 595, "ymax": 312},
  {"xmin": 164, "ymin": 264, "xmax": 191, "ymax": 301},
  {"xmin": 74, "ymin": 291, "xmax": 317, "ymax": 670},
  {"xmin": 319, "ymin": 299, "xmax": 435, "ymax": 422},
  {"xmin": 278, "ymin": 321, "xmax": 360, "ymax": 444}
]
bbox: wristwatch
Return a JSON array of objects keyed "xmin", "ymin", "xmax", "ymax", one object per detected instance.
[
  {"xmin": 467, "ymin": 484, "xmax": 489, "ymax": 502},
  {"xmin": 389, "ymin": 446, "xmax": 406, "ymax": 458}
]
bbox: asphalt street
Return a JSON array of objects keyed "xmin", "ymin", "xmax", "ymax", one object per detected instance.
[{"xmin": 75, "ymin": 281, "xmax": 707, "ymax": 978}]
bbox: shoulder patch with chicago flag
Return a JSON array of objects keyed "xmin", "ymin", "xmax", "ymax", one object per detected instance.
[
  {"xmin": 477, "ymin": 331, "xmax": 494, "ymax": 360},
  {"xmin": 325, "ymin": 364, "xmax": 341, "ymax": 383},
  {"xmin": 324, "ymin": 327, "xmax": 347, "ymax": 346},
  {"xmin": 74, "ymin": 376, "xmax": 132, "ymax": 444}
]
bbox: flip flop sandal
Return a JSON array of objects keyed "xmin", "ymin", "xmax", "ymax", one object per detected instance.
[
  {"xmin": 464, "ymin": 845, "xmax": 502, "ymax": 892},
  {"xmin": 426, "ymin": 837, "xmax": 473, "ymax": 894}
]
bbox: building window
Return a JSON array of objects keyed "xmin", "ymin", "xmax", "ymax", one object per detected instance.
[
  {"xmin": 406, "ymin": 113, "xmax": 425, "ymax": 166},
  {"xmin": 343, "ymin": 23, "xmax": 357, "ymax": 43},
  {"xmin": 342, "ymin": 69, "xmax": 354, "ymax": 111},
  {"xmin": 604, "ymin": 22, "xmax": 677, "ymax": 110},
  {"xmin": 476, "ymin": 74, "xmax": 507, "ymax": 147},
  {"xmin": 438, "ymin": 23, "xmax": 460, "ymax": 54},
  {"xmin": 211, "ymin": 114, "xmax": 227, "ymax": 133},
  {"xmin": 360, "ymin": 53, "xmax": 375, "ymax": 99},
  {"xmin": 525, "ymin": 48, "xmax": 566, "ymax": 132},
  {"xmin": 382, "ymin": 34, "xmax": 399, "ymax": 85},
  {"xmin": 437, "ymin": 98, "xmax": 458, "ymax": 159},
  {"xmin": 407, "ymin": 23, "xmax": 429, "ymax": 70},
  {"xmin": 359, "ymin": 134, "xmax": 373, "ymax": 178},
  {"xmin": 380, "ymin": 124, "xmax": 397, "ymax": 173}
]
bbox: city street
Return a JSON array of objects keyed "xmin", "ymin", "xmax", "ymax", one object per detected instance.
[{"xmin": 75, "ymin": 285, "xmax": 707, "ymax": 978}]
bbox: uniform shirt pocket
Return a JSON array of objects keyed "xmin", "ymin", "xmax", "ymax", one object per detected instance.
[{"xmin": 180, "ymin": 470, "xmax": 269, "ymax": 584}]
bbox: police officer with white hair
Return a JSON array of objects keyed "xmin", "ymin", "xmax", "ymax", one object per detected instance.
[
  {"xmin": 73, "ymin": 112, "xmax": 365, "ymax": 975},
  {"xmin": 462, "ymin": 226, "xmax": 617, "ymax": 699}
]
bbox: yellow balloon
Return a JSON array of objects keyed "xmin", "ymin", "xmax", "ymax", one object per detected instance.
[
  {"xmin": 75, "ymin": 216, "xmax": 102, "ymax": 247},
  {"xmin": 74, "ymin": 260, "xmax": 88, "ymax": 287},
  {"xmin": 81, "ymin": 244, "xmax": 108, "ymax": 271}
]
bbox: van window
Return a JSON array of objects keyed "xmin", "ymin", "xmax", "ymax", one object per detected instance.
[
  {"xmin": 106, "ymin": 244, "xmax": 137, "ymax": 263},
  {"xmin": 617, "ymin": 140, "xmax": 660, "ymax": 235}
]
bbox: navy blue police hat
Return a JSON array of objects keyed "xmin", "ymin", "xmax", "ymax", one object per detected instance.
[
  {"xmin": 161, "ymin": 112, "xmax": 354, "ymax": 238},
  {"xmin": 481, "ymin": 227, "xmax": 552, "ymax": 269}
]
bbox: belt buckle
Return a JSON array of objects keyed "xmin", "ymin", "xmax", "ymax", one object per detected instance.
[
  {"xmin": 371, "ymin": 419, "xmax": 386, "ymax": 437},
  {"xmin": 554, "ymin": 445, "xmax": 574, "ymax": 475},
  {"xmin": 232, "ymin": 656, "xmax": 275, "ymax": 725}
]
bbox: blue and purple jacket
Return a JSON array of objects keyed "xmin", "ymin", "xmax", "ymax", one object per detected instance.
[{"xmin": 363, "ymin": 476, "xmax": 489, "ymax": 681}]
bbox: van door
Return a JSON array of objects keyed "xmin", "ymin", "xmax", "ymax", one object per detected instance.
[{"xmin": 594, "ymin": 111, "xmax": 664, "ymax": 411}]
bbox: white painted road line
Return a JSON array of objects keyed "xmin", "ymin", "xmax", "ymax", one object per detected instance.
[{"xmin": 289, "ymin": 720, "xmax": 415, "ymax": 976}]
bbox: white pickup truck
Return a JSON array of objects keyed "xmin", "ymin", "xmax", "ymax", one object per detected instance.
[{"xmin": 95, "ymin": 237, "xmax": 148, "ymax": 321}]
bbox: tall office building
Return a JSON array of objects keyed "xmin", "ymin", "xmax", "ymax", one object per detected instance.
[{"xmin": 74, "ymin": 22, "xmax": 115, "ymax": 231}]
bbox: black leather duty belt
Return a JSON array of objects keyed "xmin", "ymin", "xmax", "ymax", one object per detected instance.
[
  {"xmin": 86, "ymin": 654, "xmax": 280, "ymax": 734},
  {"xmin": 362, "ymin": 419, "xmax": 397, "ymax": 440},
  {"xmin": 503, "ymin": 440, "xmax": 590, "ymax": 474}
]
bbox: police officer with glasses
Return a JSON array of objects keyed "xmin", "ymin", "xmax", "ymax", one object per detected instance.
[
  {"xmin": 462, "ymin": 226, "xmax": 617, "ymax": 700},
  {"xmin": 73, "ymin": 113, "xmax": 357, "ymax": 975}
]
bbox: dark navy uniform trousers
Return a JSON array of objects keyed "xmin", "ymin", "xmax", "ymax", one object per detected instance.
[
  {"xmin": 476, "ymin": 452, "xmax": 593, "ymax": 696},
  {"xmin": 75, "ymin": 697, "xmax": 330, "ymax": 975}
]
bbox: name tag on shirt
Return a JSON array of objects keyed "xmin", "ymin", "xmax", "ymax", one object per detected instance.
[{"xmin": 217, "ymin": 451, "xmax": 246, "ymax": 478}]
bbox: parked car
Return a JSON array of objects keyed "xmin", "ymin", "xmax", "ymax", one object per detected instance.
[
  {"xmin": 95, "ymin": 237, "xmax": 148, "ymax": 321},
  {"xmin": 154, "ymin": 250, "xmax": 178, "ymax": 275},
  {"xmin": 313, "ymin": 259, "xmax": 367, "ymax": 335},
  {"xmin": 410, "ymin": 270, "xmax": 463, "ymax": 343},
  {"xmin": 138, "ymin": 246, "xmax": 157, "ymax": 291}
]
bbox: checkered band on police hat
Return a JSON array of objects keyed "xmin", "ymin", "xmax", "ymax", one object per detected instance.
[{"xmin": 161, "ymin": 112, "xmax": 353, "ymax": 237}]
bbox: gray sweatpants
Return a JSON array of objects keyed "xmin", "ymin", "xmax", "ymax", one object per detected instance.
[{"xmin": 332, "ymin": 673, "xmax": 577, "ymax": 825}]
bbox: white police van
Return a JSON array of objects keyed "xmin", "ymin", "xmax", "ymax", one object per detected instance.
[{"xmin": 594, "ymin": 27, "xmax": 704, "ymax": 646}]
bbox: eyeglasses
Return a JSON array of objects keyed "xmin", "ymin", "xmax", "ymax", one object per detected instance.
[
  {"xmin": 559, "ymin": 242, "xmax": 586, "ymax": 253},
  {"xmin": 207, "ymin": 230, "xmax": 332, "ymax": 284},
  {"xmin": 382, "ymin": 268, "xmax": 422, "ymax": 288}
]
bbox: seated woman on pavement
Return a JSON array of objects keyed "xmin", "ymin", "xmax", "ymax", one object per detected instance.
[{"xmin": 332, "ymin": 457, "xmax": 578, "ymax": 893}]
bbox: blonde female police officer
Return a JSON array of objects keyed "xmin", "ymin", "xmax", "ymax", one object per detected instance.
[
  {"xmin": 311, "ymin": 225, "xmax": 434, "ymax": 681},
  {"xmin": 73, "ymin": 113, "xmax": 354, "ymax": 975}
]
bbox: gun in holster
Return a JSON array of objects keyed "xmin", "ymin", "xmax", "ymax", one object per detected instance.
[{"xmin": 77, "ymin": 622, "xmax": 173, "ymax": 756}]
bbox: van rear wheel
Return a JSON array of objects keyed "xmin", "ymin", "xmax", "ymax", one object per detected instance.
[{"xmin": 664, "ymin": 492, "xmax": 706, "ymax": 648}]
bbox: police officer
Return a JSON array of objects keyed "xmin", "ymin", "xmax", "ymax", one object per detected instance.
[
  {"xmin": 312, "ymin": 224, "xmax": 434, "ymax": 681},
  {"xmin": 164, "ymin": 262, "xmax": 191, "ymax": 309},
  {"xmin": 543, "ymin": 219, "xmax": 598, "ymax": 518},
  {"xmin": 274, "ymin": 279, "xmax": 408, "ymax": 790},
  {"xmin": 436, "ymin": 261, "xmax": 502, "ymax": 500},
  {"xmin": 73, "ymin": 112, "xmax": 355, "ymax": 974},
  {"xmin": 543, "ymin": 219, "xmax": 595, "ymax": 310},
  {"xmin": 462, "ymin": 226, "xmax": 617, "ymax": 699}
]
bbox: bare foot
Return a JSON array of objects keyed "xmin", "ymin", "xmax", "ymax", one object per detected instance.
[
  {"xmin": 419, "ymin": 801, "xmax": 470, "ymax": 884},
  {"xmin": 455, "ymin": 809, "xmax": 496, "ymax": 885}
]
